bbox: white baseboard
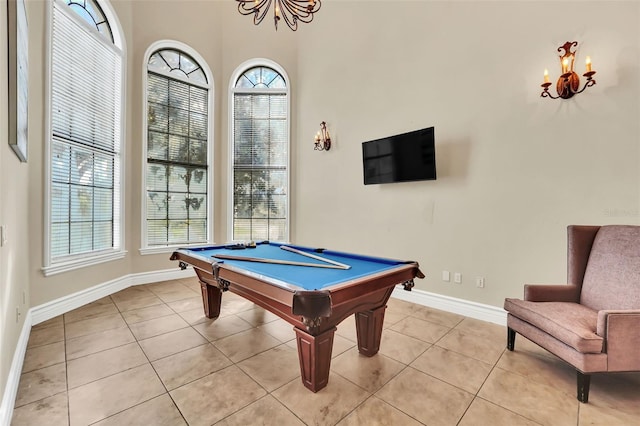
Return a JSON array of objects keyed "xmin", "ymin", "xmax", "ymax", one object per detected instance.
[
  {"xmin": 30, "ymin": 267, "xmax": 195, "ymax": 326},
  {"xmin": 392, "ymin": 286, "xmax": 507, "ymax": 326},
  {"xmin": 0, "ymin": 310, "xmax": 32, "ymax": 426},
  {"xmin": 1, "ymin": 267, "xmax": 195, "ymax": 425},
  {"xmin": 129, "ymin": 267, "xmax": 195, "ymax": 287}
]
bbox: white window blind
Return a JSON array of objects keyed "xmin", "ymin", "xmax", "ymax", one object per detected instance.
[
  {"xmin": 50, "ymin": 1, "xmax": 122, "ymax": 262},
  {"xmin": 146, "ymin": 71, "xmax": 209, "ymax": 246},
  {"xmin": 232, "ymin": 66, "xmax": 288, "ymax": 242}
]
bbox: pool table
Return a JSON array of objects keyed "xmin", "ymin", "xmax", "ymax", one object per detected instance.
[{"xmin": 170, "ymin": 241, "xmax": 424, "ymax": 392}]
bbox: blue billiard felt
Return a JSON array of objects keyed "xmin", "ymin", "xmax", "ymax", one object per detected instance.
[{"xmin": 186, "ymin": 242, "xmax": 405, "ymax": 291}]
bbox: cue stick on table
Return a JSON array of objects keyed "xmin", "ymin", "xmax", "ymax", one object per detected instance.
[
  {"xmin": 280, "ymin": 245, "xmax": 351, "ymax": 270},
  {"xmin": 212, "ymin": 254, "xmax": 348, "ymax": 269}
]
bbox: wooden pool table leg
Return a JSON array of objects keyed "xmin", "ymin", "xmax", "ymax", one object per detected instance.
[
  {"xmin": 294, "ymin": 326, "xmax": 336, "ymax": 392},
  {"xmin": 355, "ymin": 305, "xmax": 386, "ymax": 356},
  {"xmin": 200, "ymin": 282, "xmax": 222, "ymax": 319}
]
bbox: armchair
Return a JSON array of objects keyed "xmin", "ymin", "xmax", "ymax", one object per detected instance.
[{"xmin": 504, "ymin": 225, "xmax": 640, "ymax": 403}]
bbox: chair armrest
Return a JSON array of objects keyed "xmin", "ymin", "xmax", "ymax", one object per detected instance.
[
  {"xmin": 597, "ymin": 310, "xmax": 640, "ymax": 371},
  {"xmin": 524, "ymin": 284, "xmax": 580, "ymax": 302},
  {"xmin": 596, "ymin": 309, "xmax": 640, "ymax": 336}
]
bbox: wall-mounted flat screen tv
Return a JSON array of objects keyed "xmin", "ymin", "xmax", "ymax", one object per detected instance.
[{"xmin": 362, "ymin": 126, "xmax": 436, "ymax": 185}]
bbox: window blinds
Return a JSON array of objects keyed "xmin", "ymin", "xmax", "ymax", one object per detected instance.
[
  {"xmin": 232, "ymin": 93, "xmax": 288, "ymax": 241},
  {"xmin": 146, "ymin": 72, "xmax": 208, "ymax": 246},
  {"xmin": 50, "ymin": 2, "xmax": 122, "ymax": 260}
]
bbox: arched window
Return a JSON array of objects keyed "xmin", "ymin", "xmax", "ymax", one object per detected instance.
[
  {"xmin": 143, "ymin": 44, "xmax": 213, "ymax": 250},
  {"xmin": 45, "ymin": 0, "xmax": 125, "ymax": 275},
  {"xmin": 230, "ymin": 60, "xmax": 290, "ymax": 242},
  {"xmin": 63, "ymin": 0, "xmax": 113, "ymax": 42}
]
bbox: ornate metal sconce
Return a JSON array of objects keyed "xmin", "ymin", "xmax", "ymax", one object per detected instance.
[
  {"xmin": 541, "ymin": 41, "xmax": 596, "ymax": 99},
  {"xmin": 314, "ymin": 121, "xmax": 331, "ymax": 151}
]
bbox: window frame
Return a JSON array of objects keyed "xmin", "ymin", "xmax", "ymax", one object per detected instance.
[
  {"xmin": 139, "ymin": 40, "xmax": 215, "ymax": 255},
  {"xmin": 228, "ymin": 58, "xmax": 291, "ymax": 243},
  {"xmin": 43, "ymin": 0, "xmax": 127, "ymax": 276}
]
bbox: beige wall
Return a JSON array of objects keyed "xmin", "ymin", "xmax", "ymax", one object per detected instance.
[
  {"xmin": 128, "ymin": 0, "xmax": 224, "ymax": 274},
  {"xmin": 22, "ymin": 0, "xmax": 640, "ymax": 319},
  {"xmin": 0, "ymin": 0, "xmax": 31, "ymax": 405},
  {"xmin": 3, "ymin": 0, "xmax": 640, "ymax": 404},
  {"xmin": 290, "ymin": 1, "xmax": 640, "ymax": 306},
  {"xmin": 127, "ymin": 1, "xmax": 301, "ymax": 276},
  {"xmin": 24, "ymin": 0, "xmax": 134, "ymax": 307}
]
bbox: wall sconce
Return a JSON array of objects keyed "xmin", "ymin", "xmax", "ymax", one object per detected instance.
[
  {"xmin": 541, "ymin": 41, "xmax": 596, "ymax": 99},
  {"xmin": 314, "ymin": 121, "xmax": 331, "ymax": 151}
]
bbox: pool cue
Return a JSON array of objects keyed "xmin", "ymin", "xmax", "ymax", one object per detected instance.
[
  {"xmin": 280, "ymin": 246, "xmax": 351, "ymax": 270},
  {"xmin": 212, "ymin": 254, "xmax": 346, "ymax": 269}
]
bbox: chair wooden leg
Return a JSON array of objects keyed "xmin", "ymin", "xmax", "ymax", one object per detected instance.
[
  {"xmin": 507, "ymin": 327, "xmax": 516, "ymax": 351},
  {"xmin": 577, "ymin": 371, "xmax": 591, "ymax": 403}
]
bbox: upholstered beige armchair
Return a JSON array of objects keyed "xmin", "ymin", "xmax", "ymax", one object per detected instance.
[{"xmin": 504, "ymin": 225, "xmax": 640, "ymax": 403}]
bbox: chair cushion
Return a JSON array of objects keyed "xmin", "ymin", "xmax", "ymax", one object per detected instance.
[
  {"xmin": 504, "ymin": 299, "xmax": 603, "ymax": 353},
  {"xmin": 581, "ymin": 225, "xmax": 640, "ymax": 311}
]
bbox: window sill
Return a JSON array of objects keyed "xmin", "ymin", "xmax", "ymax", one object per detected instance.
[
  {"xmin": 42, "ymin": 250, "xmax": 128, "ymax": 277},
  {"xmin": 139, "ymin": 243, "xmax": 215, "ymax": 256}
]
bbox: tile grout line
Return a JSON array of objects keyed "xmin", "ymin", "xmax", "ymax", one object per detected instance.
[
  {"xmin": 67, "ymin": 290, "xmax": 152, "ymax": 424},
  {"xmin": 132, "ymin": 288, "xmax": 193, "ymax": 426},
  {"xmin": 64, "ymin": 307, "xmax": 71, "ymax": 426},
  {"xmin": 86, "ymin": 291, "xmax": 189, "ymax": 425}
]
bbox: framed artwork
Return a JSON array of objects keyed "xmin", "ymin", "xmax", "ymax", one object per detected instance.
[{"xmin": 7, "ymin": 0, "xmax": 28, "ymax": 162}]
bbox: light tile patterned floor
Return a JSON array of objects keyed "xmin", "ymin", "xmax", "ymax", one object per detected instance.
[{"xmin": 11, "ymin": 277, "xmax": 640, "ymax": 425}]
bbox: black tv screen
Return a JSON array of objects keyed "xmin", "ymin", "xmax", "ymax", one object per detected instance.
[{"xmin": 362, "ymin": 127, "xmax": 436, "ymax": 185}]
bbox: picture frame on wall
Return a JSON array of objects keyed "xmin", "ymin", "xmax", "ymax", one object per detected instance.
[{"xmin": 7, "ymin": 0, "xmax": 28, "ymax": 162}]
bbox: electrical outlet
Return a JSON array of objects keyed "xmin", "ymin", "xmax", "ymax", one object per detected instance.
[
  {"xmin": 16, "ymin": 307, "xmax": 21, "ymax": 323},
  {"xmin": 454, "ymin": 272, "xmax": 462, "ymax": 283},
  {"xmin": 476, "ymin": 277, "xmax": 485, "ymax": 288},
  {"xmin": 0, "ymin": 225, "xmax": 7, "ymax": 247},
  {"xmin": 442, "ymin": 271, "xmax": 450, "ymax": 282}
]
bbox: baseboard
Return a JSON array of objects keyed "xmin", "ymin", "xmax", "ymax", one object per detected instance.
[
  {"xmin": 392, "ymin": 286, "xmax": 507, "ymax": 326},
  {"xmin": 129, "ymin": 267, "xmax": 195, "ymax": 287},
  {"xmin": 0, "ymin": 310, "xmax": 32, "ymax": 426},
  {"xmin": 29, "ymin": 270, "xmax": 501, "ymax": 328},
  {"xmin": 30, "ymin": 267, "xmax": 195, "ymax": 326}
]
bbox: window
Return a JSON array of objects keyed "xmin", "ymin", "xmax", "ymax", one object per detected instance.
[
  {"xmin": 45, "ymin": 0, "xmax": 124, "ymax": 275},
  {"xmin": 230, "ymin": 61, "xmax": 290, "ymax": 242},
  {"xmin": 143, "ymin": 44, "xmax": 213, "ymax": 251}
]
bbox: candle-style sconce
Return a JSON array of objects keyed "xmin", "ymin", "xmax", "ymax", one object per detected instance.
[
  {"xmin": 314, "ymin": 121, "xmax": 331, "ymax": 151},
  {"xmin": 541, "ymin": 41, "xmax": 596, "ymax": 99}
]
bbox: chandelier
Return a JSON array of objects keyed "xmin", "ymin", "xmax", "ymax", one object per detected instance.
[{"xmin": 236, "ymin": 0, "xmax": 322, "ymax": 31}]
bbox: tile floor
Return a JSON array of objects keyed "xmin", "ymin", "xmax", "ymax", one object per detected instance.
[{"xmin": 11, "ymin": 277, "xmax": 640, "ymax": 425}]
